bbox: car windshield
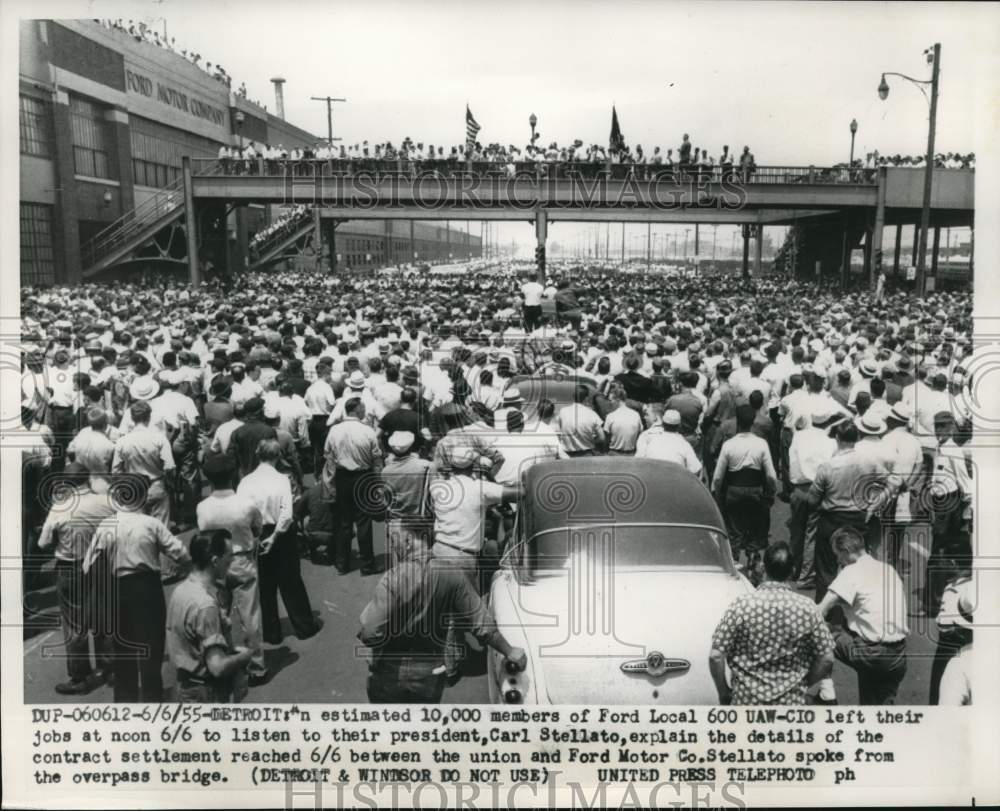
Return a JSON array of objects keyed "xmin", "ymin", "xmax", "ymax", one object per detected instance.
[{"xmin": 526, "ymin": 524, "xmax": 734, "ymax": 573}]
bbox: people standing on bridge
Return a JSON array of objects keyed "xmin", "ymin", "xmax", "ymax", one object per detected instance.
[{"xmin": 710, "ymin": 542, "xmax": 834, "ymax": 705}]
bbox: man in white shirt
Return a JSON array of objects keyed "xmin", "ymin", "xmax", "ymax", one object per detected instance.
[
  {"xmin": 304, "ymin": 361, "xmax": 336, "ymax": 476},
  {"xmin": 556, "ymin": 385, "xmax": 605, "ymax": 456},
  {"xmin": 521, "ymin": 272, "xmax": 544, "ymax": 332},
  {"xmin": 237, "ymin": 439, "xmax": 317, "ymax": 643},
  {"xmin": 787, "ymin": 410, "xmax": 841, "ymax": 587},
  {"xmin": 603, "ymin": 384, "xmax": 643, "ymax": 455},
  {"xmin": 818, "ymin": 525, "xmax": 909, "ymax": 705},
  {"xmin": 635, "ymin": 409, "xmax": 702, "ymax": 474}
]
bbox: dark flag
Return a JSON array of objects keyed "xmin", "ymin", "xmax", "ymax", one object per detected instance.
[
  {"xmin": 609, "ymin": 106, "xmax": 626, "ymax": 153},
  {"xmin": 466, "ymin": 105, "xmax": 481, "ymax": 152}
]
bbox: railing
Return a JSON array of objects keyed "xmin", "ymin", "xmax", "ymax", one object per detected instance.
[
  {"xmin": 190, "ymin": 158, "xmax": 887, "ymax": 186},
  {"xmin": 80, "ymin": 176, "xmax": 186, "ymax": 270}
]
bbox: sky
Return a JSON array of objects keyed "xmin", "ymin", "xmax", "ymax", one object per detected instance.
[{"xmin": 22, "ymin": 0, "xmax": 999, "ymax": 253}]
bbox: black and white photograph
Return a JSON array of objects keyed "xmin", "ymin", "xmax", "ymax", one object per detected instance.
[{"xmin": 2, "ymin": 1, "xmax": 998, "ymax": 807}]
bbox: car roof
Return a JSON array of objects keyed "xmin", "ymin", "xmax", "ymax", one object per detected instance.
[{"xmin": 522, "ymin": 457, "xmax": 726, "ymax": 537}]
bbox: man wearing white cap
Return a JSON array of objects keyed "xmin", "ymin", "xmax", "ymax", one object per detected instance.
[
  {"xmin": 327, "ymin": 370, "xmax": 377, "ymax": 427},
  {"xmin": 635, "ymin": 409, "xmax": 702, "ymax": 474}
]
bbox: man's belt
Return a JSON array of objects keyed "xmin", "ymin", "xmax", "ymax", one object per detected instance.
[
  {"xmin": 724, "ymin": 468, "xmax": 765, "ymax": 487},
  {"xmin": 434, "ymin": 540, "xmax": 477, "ymax": 556}
]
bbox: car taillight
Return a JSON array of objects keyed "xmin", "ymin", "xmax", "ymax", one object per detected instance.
[
  {"xmin": 504, "ymin": 658, "xmax": 523, "ymax": 675},
  {"xmin": 503, "ymin": 682, "xmax": 522, "ymax": 704}
]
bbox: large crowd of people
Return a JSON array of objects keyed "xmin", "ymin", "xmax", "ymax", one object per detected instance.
[{"xmin": 19, "ymin": 264, "xmax": 975, "ymax": 705}]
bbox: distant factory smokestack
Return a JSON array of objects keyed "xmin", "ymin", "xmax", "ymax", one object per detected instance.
[{"xmin": 271, "ymin": 77, "xmax": 286, "ymax": 120}]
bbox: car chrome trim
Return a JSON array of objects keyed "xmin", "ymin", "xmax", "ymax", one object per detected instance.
[{"xmin": 620, "ymin": 652, "xmax": 691, "ymax": 677}]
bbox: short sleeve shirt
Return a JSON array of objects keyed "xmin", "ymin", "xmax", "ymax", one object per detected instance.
[
  {"xmin": 711, "ymin": 581, "xmax": 835, "ymax": 704},
  {"xmin": 828, "ymin": 555, "xmax": 909, "ymax": 643},
  {"xmin": 166, "ymin": 577, "xmax": 231, "ymax": 678},
  {"xmin": 431, "ymin": 476, "xmax": 504, "ymax": 556}
]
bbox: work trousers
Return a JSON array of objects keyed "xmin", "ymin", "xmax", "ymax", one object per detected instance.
[
  {"xmin": 333, "ymin": 468, "xmax": 378, "ymax": 570},
  {"xmin": 724, "ymin": 485, "xmax": 771, "ymax": 558},
  {"xmin": 308, "ymin": 416, "xmax": 329, "ymax": 477},
  {"xmin": 367, "ymin": 657, "xmax": 446, "ymax": 703},
  {"xmin": 226, "ymin": 555, "xmax": 267, "ymax": 676},
  {"xmin": 834, "ymin": 630, "xmax": 907, "ymax": 705},
  {"xmin": 55, "ymin": 560, "xmax": 112, "ymax": 681},
  {"xmin": 787, "ymin": 483, "xmax": 818, "ymax": 582},
  {"xmin": 112, "ymin": 571, "xmax": 166, "ymax": 703},
  {"xmin": 258, "ymin": 528, "xmax": 315, "ymax": 642}
]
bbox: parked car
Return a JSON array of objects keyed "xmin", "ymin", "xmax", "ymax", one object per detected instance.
[{"xmin": 488, "ymin": 457, "xmax": 750, "ymax": 705}]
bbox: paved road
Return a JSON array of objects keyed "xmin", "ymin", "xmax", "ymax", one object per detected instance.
[{"xmin": 22, "ymin": 499, "xmax": 940, "ymax": 705}]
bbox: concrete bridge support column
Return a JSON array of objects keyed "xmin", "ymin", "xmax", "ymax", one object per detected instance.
[
  {"xmin": 535, "ymin": 208, "xmax": 548, "ymax": 272},
  {"xmin": 741, "ymin": 226, "xmax": 750, "ymax": 279},
  {"xmin": 893, "ymin": 225, "xmax": 902, "ymax": 274},
  {"xmin": 754, "ymin": 225, "xmax": 763, "ymax": 275},
  {"xmin": 929, "ymin": 226, "xmax": 941, "ymax": 291},
  {"xmin": 182, "ymin": 157, "xmax": 200, "ymax": 287},
  {"xmin": 871, "ymin": 166, "xmax": 887, "ymax": 290}
]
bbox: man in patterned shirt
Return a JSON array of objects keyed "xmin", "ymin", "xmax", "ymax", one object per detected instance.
[{"xmin": 709, "ymin": 542, "xmax": 834, "ymax": 704}]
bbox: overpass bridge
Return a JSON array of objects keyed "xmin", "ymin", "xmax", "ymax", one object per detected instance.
[{"xmin": 80, "ymin": 158, "xmax": 974, "ymax": 286}]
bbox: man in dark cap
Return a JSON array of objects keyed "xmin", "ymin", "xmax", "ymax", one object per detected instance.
[{"xmin": 228, "ymin": 397, "xmax": 277, "ymax": 481}]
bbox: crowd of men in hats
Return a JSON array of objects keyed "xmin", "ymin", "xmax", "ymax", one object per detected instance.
[{"xmin": 18, "ymin": 263, "xmax": 974, "ymax": 704}]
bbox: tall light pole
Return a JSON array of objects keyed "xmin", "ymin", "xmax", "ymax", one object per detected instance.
[
  {"xmin": 849, "ymin": 118, "xmax": 858, "ymax": 166},
  {"xmin": 234, "ymin": 110, "xmax": 244, "ymax": 149},
  {"xmin": 683, "ymin": 228, "xmax": 691, "ymax": 260},
  {"xmin": 529, "ymin": 113, "xmax": 538, "ymax": 148},
  {"xmin": 878, "ymin": 42, "xmax": 940, "ymax": 296}
]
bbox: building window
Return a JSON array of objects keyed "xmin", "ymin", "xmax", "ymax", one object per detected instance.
[
  {"xmin": 20, "ymin": 95, "xmax": 51, "ymax": 157},
  {"xmin": 69, "ymin": 96, "xmax": 112, "ymax": 179},
  {"xmin": 130, "ymin": 117, "xmax": 215, "ymax": 189},
  {"xmin": 20, "ymin": 203, "xmax": 55, "ymax": 286}
]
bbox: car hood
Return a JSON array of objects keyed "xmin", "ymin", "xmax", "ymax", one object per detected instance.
[{"xmin": 498, "ymin": 569, "xmax": 750, "ymax": 705}]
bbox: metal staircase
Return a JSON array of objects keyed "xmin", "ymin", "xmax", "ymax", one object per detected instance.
[
  {"xmin": 249, "ymin": 212, "xmax": 316, "ymax": 270},
  {"xmin": 81, "ymin": 177, "xmax": 188, "ymax": 278}
]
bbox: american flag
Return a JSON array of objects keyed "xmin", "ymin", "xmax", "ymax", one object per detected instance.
[{"xmin": 465, "ymin": 105, "xmax": 481, "ymax": 151}]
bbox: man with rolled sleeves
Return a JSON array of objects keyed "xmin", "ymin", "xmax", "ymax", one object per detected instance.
[{"xmin": 167, "ymin": 531, "xmax": 255, "ymax": 703}]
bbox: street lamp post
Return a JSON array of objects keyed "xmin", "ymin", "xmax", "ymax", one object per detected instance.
[
  {"xmin": 234, "ymin": 110, "xmax": 245, "ymax": 149},
  {"xmin": 849, "ymin": 118, "xmax": 858, "ymax": 166},
  {"xmin": 878, "ymin": 42, "xmax": 940, "ymax": 296},
  {"xmin": 529, "ymin": 113, "xmax": 538, "ymax": 148}
]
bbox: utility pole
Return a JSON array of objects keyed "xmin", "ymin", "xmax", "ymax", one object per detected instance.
[{"xmin": 310, "ymin": 95, "xmax": 347, "ymax": 146}]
